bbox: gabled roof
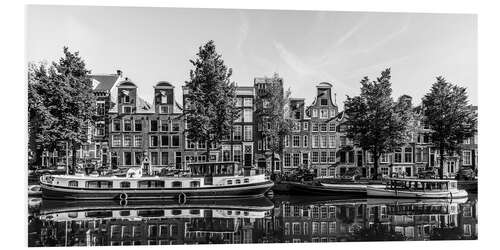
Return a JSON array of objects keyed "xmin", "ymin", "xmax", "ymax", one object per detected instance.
[{"xmin": 90, "ymin": 74, "xmax": 119, "ymax": 91}]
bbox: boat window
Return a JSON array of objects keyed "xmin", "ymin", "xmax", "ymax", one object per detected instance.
[
  {"xmin": 120, "ymin": 182, "xmax": 131, "ymax": 188},
  {"xmin": 244, "ymin": 178, "xmax": 249, "ymax": 183},
  {"xmin": 172, "ymin": 210, "xmax": 182, "ymax": 215},
  {"xmin": 120, "ymin": 211, "xmax": 131, "ymax": 216},
  {"xmin": 138, "ymin": 180, "xmax": 165, "ymax": 188},
  {"xmin": 172, "ymin": 181, "xmax": 182, "ymax": 188},
  {"xmin": 227, "ymin": 180, "xmax": 233, "ymax": 185},
  {"xmin": 86, "ymin": 211, "xmax": 112, "ymax": 218},
  {"xmin": 190, "ymin": 210, "xmax": 200, "ymax": 215},
  {"xmin": 236, "ymin": 179, "xmax": 241, "ymax": 184},
  {"xmin": 190, "ymin": 181, "xmax": 200, "ymax": 188},
  {"xmin": 86, "ymin": 181, "xmax": 113, "ymax": 189},
  {"xmin": 137, "ymin": 210, "xmax": 164, "ymax": 217},
  {"xmin": 68, "ymin": 181, "xmax": 78, "ymax": 187},
  {"xmin": 68, "ymin": 212, "xmax": 78, "ymax": 218}
]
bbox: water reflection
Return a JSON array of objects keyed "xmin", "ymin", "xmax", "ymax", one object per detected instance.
[{"xmin": 28, "ymin": 195, "xmax": 477, "ymax": 246}]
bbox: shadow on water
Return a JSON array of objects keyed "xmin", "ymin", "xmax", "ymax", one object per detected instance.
[{"xmin": 27, "ymin": 194, "xmax": 477, "ymax": 246}]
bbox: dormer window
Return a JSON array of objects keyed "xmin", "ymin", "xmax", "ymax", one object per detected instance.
[
  {"xmin": 122, "ymin": 106, "xmax": 132, "ymax": 114},
  {"xmin": 160, "ymin": 90, "xmax": 167, "ymax": 104},
  {"xmin": 320, "ymin": 98, "xmax": 328, "ymax": 106},
  {"xmin": 121, "ymin": 90, "xmax": 131, "ymax": 104}
]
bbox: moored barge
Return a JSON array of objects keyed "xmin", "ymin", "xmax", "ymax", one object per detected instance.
[{"xmin": 40, "ymin": 161, "xmax": 274, "ymax": 200}]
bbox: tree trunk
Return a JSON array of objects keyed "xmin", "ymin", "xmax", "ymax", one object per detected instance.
[
  {"xmin": 34, "ymin": 146, "xmax": 43, "ymax": 168},
  {"xmin": 271, "ymin": 150, "xmax": 275, "ymax": 174},
  {"xmin": 373, "ymin": 153, "xmax": 379, "ymax": 180},
  {"xmin": 439, "ymin": 145, "xmax": 445, "ymax": 179},
  {"xmin": 72, "ymin": 143, "xmax": 77, "ymax": 175}
]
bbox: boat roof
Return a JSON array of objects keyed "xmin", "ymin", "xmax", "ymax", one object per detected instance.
[
  {"xmin": 188, "ymin": 161, "xmax": 239, "ymax": 165},
  {"xmin": 387, "ymin": 178, "xmax": 457, "ymax": 183}
]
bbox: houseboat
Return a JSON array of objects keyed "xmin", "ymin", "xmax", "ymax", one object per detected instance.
[
  {"xmin": 366, "ymin": 178, "xmax": 468, "ymax": 199},
  {"xmin": 40, "ymin": 161, "xmax": 274, "ymax": 200}
]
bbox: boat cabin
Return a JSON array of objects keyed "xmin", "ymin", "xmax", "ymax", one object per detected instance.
[
  {"xmin": 385, "ymin": 178, "xmax": 458, "ymax": 192},
  {"xmin": 188, "ymin": 161, "xmax": 241, "ymax": 177}
]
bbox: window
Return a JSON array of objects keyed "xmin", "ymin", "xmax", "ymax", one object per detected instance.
[
  {"xmin": 312, "ymin": 152, "xmax": 319, "ymax": 163},
  {"xmin": 284, "ymin": 153, "xmax": 291, "ymax": 167},
  {"xmin": 312, "ymin": 122, "xmax": 319, "ymax": 132},
  {"xmin": 320, "ymin": 109, "xmax": 328, "ymax": 118},
  {"xmin": 138, "ymin": 180, "xmax": 165, "ymax": 188},
  {"xmin": 161, "ymin": 135, "xmax": 169, "ymax": 147},
  {"xmin": 312, "ymin": 135, "xmax": 319, "ymax": 148},
  {"xmin": 329, "ymin": 151, "xmax": 336, "ymax": 163},
  {"xmin": 320, "ymin": 98, "xmax": 328, "ymax": 106},
  {"xmin": 68, "ymin": 181, "xmax": 78, "ymax": 187},
  {"xmin": 381, "ymin": 167, "xmax": 389, "ymax": 176},
  {"xmin": 113, "ymin": 119, "xmax": 121, "ymax": 132},
  {"xmin": 190, "ymin": 181, "xmax": 200, "ymax": 188},
  {"xmin": 159, "ymin": 105, "xmax": 170, "ymax": 114},
  {"xmin": 243, "ymin": 109, "xmax": 252, "ymax": 122},
  {"xmin": 112, "ymin": 135, "xmax": 121, "ymax": 147},
  {"xmin": 227, "ymin": 180, "xmax": 233, "ymax": 185},
  {"xmin": 122, "ymin": 106, "xmax": 132, "ymax": 114},
  {"xmin": 124, "ymin": 135, "xmax": 132, "ymax": 147},
  {"xmin": 150, "ymin": 136, "xmax": 159, "ymax": 147},
  {"xmin": 340, "ymin": 136, "xmax": 346, "ymax": 146},
  {"xmin": 124, "ymin": 120, "xmax": 132, "ymax": 131},
  {"xmin": 134, "ymin": 120, "xmax": 142, "ymax": 131},
  {"xmin": 312, "ymin": 222, "xmax": 319, "ymax": 234},
  {"xmin": 150, "ymin": 152, "xmax": 159, "ymax": 165},
  {"xmin": 404, "ymin": 147, "xmax": 413, "ymax": 163},
  {"xmin": 96, "ymin": 101, "xmax": 105, "ymax": 116},
  {"xmin": 160, "ymin": 120, "xmax": 169, "ymax": 132},
  {"xmin": 123, "ymin": 152, "xmax": 132, "ymax": 166},
  {"xmin": 303, "ymin": 122, "xmax": 309, "ymax": 131},
  {"xmin": 171, "ymin": 122, "xmax": 180, "ymax": 132},
  {"xmin": 284, "ymin": 136, "xmax": 289, "ymax": 147},
  {"xmin": 120, "ymin": 182, "xmax": 130, "ymax": 188},
  {"xmin": 303, "ymin": 135, "xmax": 308, "ymax": 147},
  {"xmin": 321, "ymin": 135, "xmax": 328, "ymax": 148},
  {"xmin": 312, "ymin": 109, "xmax": 318, "ymax": 117},
  {"xmin": 243, "ymin": 98, "xmax": 253, "ymax": 107},
  {"xmin": 320, "ymin": 123, "xmax": 327, "ymax": 132},
  {"xmin": 463, "ymin": 150, "xmax": 472, "ymax": 165},
  {"xmin": 302, "ymin": 153, "xmax": 309, "ymax": 165},
  {"xmin": 293, "ymin": 135, "xmax": 300, "ymax": 147},
  {"xmin": 244, "ymin": 178, "xmax": 249, "ymax": 183},
  {"xmin": 171, "ymin": 135, "xmax": 180, "ymax": 147},
  {"xmin": 293, "ymin": 153, "xmax": 300, "ymax": 166},
  {"xmin": 233, "ymin": 126, "xmax": 242, "ymax": 141},
  {"xmin": 320, "ymin": 152, "xmax": 328, "ymax": 163},
  {"xmin": 394, "ymin": 148, "xmax": 402, "ymax": 163},
  {"xmin": 161, "ymin": 152, "xmax": 168, "ymax": 165},
  {"xmin": 134, "ymin": 135, "xmax": 142, "ymax": 147},
  {"xmin": 380, "ymin": 153, "xmax": 389, "ymax": 163},
  {"xmin": 150, "ymin": 120, "xmax": 158, "ymax": 132},
  {"xmin": 463, "ymin": 137, "xmax": 472, "ymax": 144},
  {"xmin": 244, "ymin": 126, "xmax": 252, "ymax": 141},
  {"xmin": 293, "ymin": 223, "xmax": 301, "ymax": 235},
  {"xmin": 328, "ymin": 135, "xmax": 336, "ymax": 148},
  {"xmin": 235, "ymin": 179, "xmax": 241, "ymax": 184},
  {"xmin": 134, "ymin": 152, "xmax": 143, "ymax": 165}
]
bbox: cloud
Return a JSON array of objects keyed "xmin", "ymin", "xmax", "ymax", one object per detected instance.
[
  {"xmin": 236, "ymin": 12, "xmax": 249, "ymax": 53},
  {"xmin": 273, "ymin": 41, "xmax": 316, "ymax": 77}
]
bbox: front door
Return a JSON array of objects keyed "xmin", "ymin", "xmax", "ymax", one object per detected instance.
[{"xmin": 405, "ymin": 167, "xmax": 412, "ymax": 177}]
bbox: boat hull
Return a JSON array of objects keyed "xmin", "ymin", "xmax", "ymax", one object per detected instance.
[
  {"xmin": 41, "ymin": 181, "xmax": 274, "ymax": 200},
  {"xmin": 287, "ymin": 182, "xmax": 366, "ymax": 196},
  {"xmin": 366, "ymin": 186, "xmax": 468, "ymax": 199}
]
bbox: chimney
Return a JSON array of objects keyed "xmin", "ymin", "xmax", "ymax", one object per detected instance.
[{"xmin": 117, "ymin": 70, "xmax": 122, "ymax": 76}]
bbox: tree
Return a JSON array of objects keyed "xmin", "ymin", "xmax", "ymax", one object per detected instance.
[
  {"xmin": 344, "ymin": 68, "xmax": 411, "ymax": 179},
  {"xmin": 28, "ymin": 62, "xmax": 59, "ymax": 167},
  {"xmin": 254, "ymin": 76, "xmax": 293, "ymax": 172},
  {"xmin": 422, "ymin": 77, "xmax": 477, "ymax": 179},
  {"xmin": 184, "ymin": 41, "xmax": 239, "ymax": 162}
]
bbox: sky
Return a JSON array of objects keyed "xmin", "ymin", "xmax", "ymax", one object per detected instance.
[{"xmin": 26, "ymin": 5, "xmax": 477, "ymax": 107}]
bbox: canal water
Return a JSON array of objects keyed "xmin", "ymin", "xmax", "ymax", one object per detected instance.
[{"xmin": 27, "ymin": 195, "xmax": 477, "ymax": 246}]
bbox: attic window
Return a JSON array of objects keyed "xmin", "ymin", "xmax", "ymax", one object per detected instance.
[
  {"xmin": 320, "ymin": 98, "xmax": 328, "ymax": 106},
  {"xmin": 121, "ymin": 90, "xmax": 131, "ymax": 103},
  {"xmin": 160, "ymin": 90, "xmax": 167, "ymax": 104}
]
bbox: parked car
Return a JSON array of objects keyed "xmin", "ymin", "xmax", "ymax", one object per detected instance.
[{"xmin": 456, "ymin": 167, "xmax": 476, "ymax": 180}]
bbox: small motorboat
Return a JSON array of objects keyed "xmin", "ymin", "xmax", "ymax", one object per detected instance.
[
  {"xmin": 366, "ymin": 178, "xmax": 468, "ymax": 199},
  {"xmin": 28, "ymin": 185, "xmax": 42, "ymax": 196}
]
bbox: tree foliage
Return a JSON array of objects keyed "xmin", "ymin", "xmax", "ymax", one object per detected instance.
[
  {"xmin": 184, "ymin": 41, "xmax": 239, "ymax": 160},
  {"xmin": 28, "ymin": 47, "xmax": 96, "ymax": 169},
  {"xmin": 254, "ymin": 75, "xmax": 293, "ymax": 172},
  {"xmin": 422, "ymin": 77, "xmax": 477, "ymax": 178},
  {"xmin": 344, "ymin": 68, "xmax": 411, "ymax": 179}
]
